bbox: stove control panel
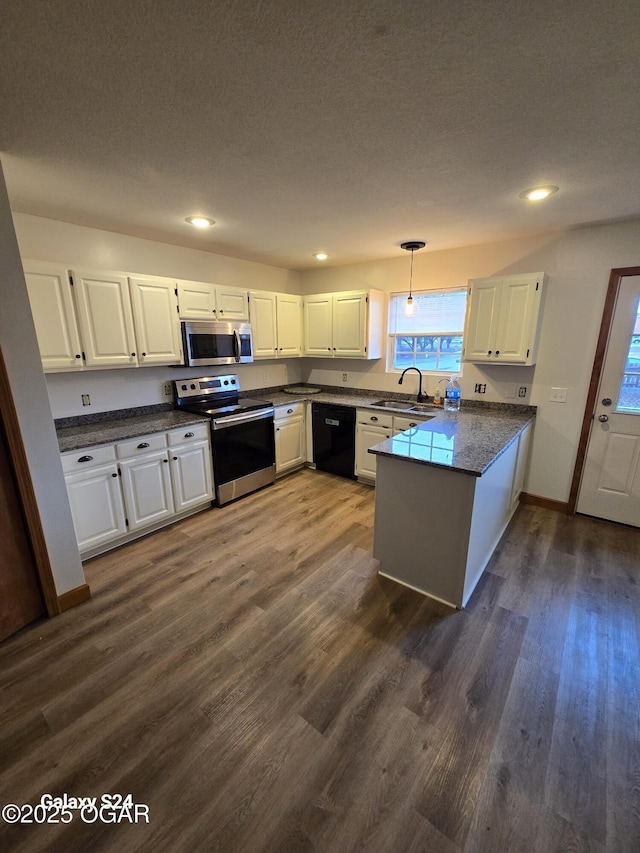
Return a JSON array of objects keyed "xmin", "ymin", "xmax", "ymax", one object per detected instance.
[{"xmin": 175, "ymin": 374, "xmax": 239, "ymax": 400}]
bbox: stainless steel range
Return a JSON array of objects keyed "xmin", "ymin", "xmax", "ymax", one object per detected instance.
[{"xmin": 174, "ymin": 374, "xmax": 275, "ymax": 505}]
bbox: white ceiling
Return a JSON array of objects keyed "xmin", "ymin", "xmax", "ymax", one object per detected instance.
[{"xmin": 2, "ymin": 0, "xmax": 640, "ymax": 270}]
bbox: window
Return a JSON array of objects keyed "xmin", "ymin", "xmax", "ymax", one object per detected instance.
[
  {"xmin": 388, "ymin": 288, "xmax": 467, "ymax": 373},
  {"xmin": 617, "ymin": 295, "xmax": 640, "ymax": 413}
]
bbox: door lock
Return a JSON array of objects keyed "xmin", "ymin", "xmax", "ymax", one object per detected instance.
[
  {"xmin": 598, "ymin": 414, "xmax": 609, "ymax": 422},
  {"xmin": 601, "ymin": 397, "xmax": 612, "ymax": 406}
]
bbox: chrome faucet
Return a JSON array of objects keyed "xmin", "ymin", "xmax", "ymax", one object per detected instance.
[{"xmin": 398, "ymin": 367, "xmax": 429, "ymax": 402}]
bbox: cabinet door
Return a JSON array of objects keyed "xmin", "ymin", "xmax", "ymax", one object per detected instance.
[
  {"xmin": 119, "ymin": 451, "xmax": 175, "ymax": 531},
  {"xmin": 355, "ymin": 423, "xmax": 390, "ymax": 480},
  {"xmin": 170, "ymin": 440, "xmax": 214, "ymax": 511},
  {"xmin": 129, "ymin": 276, "xmax": 182, "ymax": 365},
  {"xmin": 494, "ymin": 276, "xmax": 538, "ymax": 363},
  {"xmin": 276, "ymin": 294, "xmax": 302, "ymax": 357},
  {"xmin": 177, "ymin": 280, "xmax": 217, "ymax": 319},
  {"xmin": 72, "ymin": 270, "xmax": 138, "ymax": 367},
  {"xmin": 303, "ymin": 294, "xmax": 333, "ymax": 355},
  {"xmin": 275, "ymin": 415, "xmax": 305, "ymax": 474},
  {"xmin": 65, "ymin": 463, "xmax": 127, "ymax": 552},
  {"xmin": 333, "ymin": 292, "xmax": 367, "ymax": 357},
  {"xmin": 215, "ymin": 286, "xmax": 249, "ymax": 321},
  {"xmin": 249, "ymin": 291, "xmax": 278, "ymax": 358},
  {"xmin": 23, "ymin": 261, "xmax": 83, "ymax": 371},
  {"xmin": 463, "ymin": 278, "xmax": 502, "ymax": 362}
]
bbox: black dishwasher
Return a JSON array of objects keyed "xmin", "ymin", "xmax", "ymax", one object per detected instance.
[{"xmin": 312, "ymin": 403, "xmax": 357, "ymax": 479}]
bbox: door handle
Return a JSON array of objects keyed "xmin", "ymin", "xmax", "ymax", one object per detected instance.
[
  {"xmin": 598, "ymin": 414, "xmax": 609, "ymax": 422},
  {"xmin": 601, "ymin": 398, "xmax": 612, "ymax": 406}
]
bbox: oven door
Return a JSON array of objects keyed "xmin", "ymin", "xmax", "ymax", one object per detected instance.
[
  {"xmin": 211, "ymin": 409, "xmax": 275, "ymax": 504},
  {"xmin": 183, "ymin": 321, "xmax": 253, "ymax": 366}
]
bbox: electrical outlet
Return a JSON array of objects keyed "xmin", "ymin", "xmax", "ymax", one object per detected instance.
[
  {"xmin": 163, "ymin": 382, "xmax": 172, "ymax": 397},
  {"xmin": 263, "ymin": 372, "xmax": 269, "ymax": 383},
  {"xmin": 81, "ymin": 393, "xmax": 91, "ymax": 406},
  {"xmin": 518, "ymin": 386, "xmax": 527, "ymax": 398},
  {"xmin": 474, "ymin": 383, "xmax": 486, "ymax": 394},
  {"xmin": 342, "ymin": 373, "xmax": 348, "ymax": 383}
]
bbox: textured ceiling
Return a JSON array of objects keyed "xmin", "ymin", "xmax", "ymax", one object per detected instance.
[{"xmin": 2, "ymin": 0, "xmax": 640, "ymax": 269}]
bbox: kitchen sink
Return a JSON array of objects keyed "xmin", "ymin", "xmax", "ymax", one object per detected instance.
[
  {"xmin": 408, "ymin": 403, "xmax": 440, "ymax": 412},
  {"xmin": 371, "ymin": 400, "xmax": 416, "ymax": 410}
]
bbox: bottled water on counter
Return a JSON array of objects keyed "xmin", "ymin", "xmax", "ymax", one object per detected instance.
[{"xmin": 444, "ymin": 375, "xmax": 461, "ymax": 412}]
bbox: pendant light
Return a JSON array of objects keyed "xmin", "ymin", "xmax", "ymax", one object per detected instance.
[{"xmin": 400, "ymin": 241, "xmax": 425, "ymax": 317}]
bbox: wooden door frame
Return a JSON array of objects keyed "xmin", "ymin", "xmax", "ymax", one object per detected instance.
[
  {"xmin": 0, "ymin": 347, "xmax": 60, "ymax": 616},
  {"xmin": 568, "ymin": 265, "xmax": 640, "ymax": 514}
]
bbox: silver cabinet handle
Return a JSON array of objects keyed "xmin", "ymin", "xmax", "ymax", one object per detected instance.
[
  {"xmin": 78, "ymin": 455, "xmax": 93, "ymax": 463},
  {"xmin": 598, "ymin": 414, "xmax": 609, "ymax": 422},
  {"xmin": 370, "ymin": 416, "xmax": 378, "ymax": 422},
  {"xmin": 137, "ymin": 442, "xmax": 150, "ymax": 449}
]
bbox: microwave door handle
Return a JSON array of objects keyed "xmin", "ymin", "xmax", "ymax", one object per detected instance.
[{"xmin": 233, "ymin": 329, "xmax": 241, "ymax": 362}]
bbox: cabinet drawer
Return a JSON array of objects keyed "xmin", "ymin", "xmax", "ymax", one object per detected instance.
[
  {"xmin": 116, "ymin": 432, "xmax": 167, "ymax": 459},
  {"xmin": 393, "ymin": 415, "xmax": 428, "ymax": 433},
  {"xmin": 167, "ymin": 423, "xmax": 210, "ymax": 446},
  {"xmin": 61, "ymin": 444, "xmax": 116, "ymax": 473},
  {"xmin": 274, "ymin": 402, "xmax": 305, "ymax": 421},
  {"xmin": 356, "ymin": 409, "xmax": 393, "ymax": 429}
]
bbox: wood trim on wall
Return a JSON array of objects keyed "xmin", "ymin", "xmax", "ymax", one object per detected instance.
[
  {"xmin": 568, "ymin": 266, "xmax": 640, "ymax": 514},
  {"xmin": 0, "ymin": 346, "xmax": 60, "ymax": 616},
  {"xmin": 520, "ymin": 492, "xmax": 569, "ymax": 514},
  {"xmin": 57, "ymin": 584, "xmax": 91, "ymax": 613}
]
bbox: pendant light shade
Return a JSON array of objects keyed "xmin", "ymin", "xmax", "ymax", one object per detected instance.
[{"xmin": 401, "ymin": 241, "xmax": 426, "ymax": 317}]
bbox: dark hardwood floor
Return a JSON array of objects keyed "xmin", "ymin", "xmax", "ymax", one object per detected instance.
[{"xmin": 0, "ymin": 469, "xmax": 638, "ymax": 852}]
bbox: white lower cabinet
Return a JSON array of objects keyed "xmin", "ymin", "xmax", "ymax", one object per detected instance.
[
  {"xmin": 62, "ymin": 423, "xmax": 213, "ymax": 556},
  {"xmin": 274, "ymin": 403, "xmax": 306, "ymax": 475},
  {"xmin": 64, "ymin": 462, "xmax": 127, "ymax": 552},
  {"xmin": 356, "ymin": 409, "xmax": 432, "ymax": 482}
]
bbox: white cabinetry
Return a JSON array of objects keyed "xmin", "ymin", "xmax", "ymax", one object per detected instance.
[
  {"xmin": 177, "ymin": 279, "xmax": 249, "ymax": 321},
  {"xmin": 61, "ymin": 423, "xmax": 213, "ymax": 557},
  {"xmin": 249, "ymin": 291, "xmax": 303, "ymax": 358},
  {"xmin": 23, "ymin": 261, "xmax": 84, "ymax": 371},
  {"xmin": 356, "ymin": 410, "xmax": 433, "ymax": 483},
  {"xmin": 61, "ymin": 446, "xmax": 127, "ymax": 552},
  {"xmin": 71, "ymin": 269, "xmax": 182, "ymax": 368},
  {"xmin": 303, "ymin": 290, "xmax": 385, "ymax": 359},
  {"xmin": 274, "ymin": 402, "xmax": 306, "ymax": 475},
  {"xmin": 463, "ymin": 272, "xmax": 546, "ymax": 365}
]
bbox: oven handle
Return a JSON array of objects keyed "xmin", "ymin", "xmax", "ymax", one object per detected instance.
[
  {"xmin": 233, "ymin": 329, "xmax": 241, "ymax": 363},
  {"xmin": 212, "ymin": 408, "xmax": 274, "ymax": 430}
]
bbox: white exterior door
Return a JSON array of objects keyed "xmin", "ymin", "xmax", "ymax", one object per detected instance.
[
  {"xmin": 119, "ymin": 451, "xmax": 175, "ymax": 531},
  {"xmin": 23, "ymin": 261, "xmax": 83, "ymax": 371},
  {"xmin": 577, "ymin": 275, "xmax": 640, "ymax": 526},
  {"xmin": 333, "ymin": 292, "xmax": 367, "ymax": 357},
  {"xmin": 65, "ymin": 464, "xmax": 127, "ymax": 551},
  {"xmin": 276, "ymin": 294, "xmax": 302, "ymax": 356},
  {"xmin": 170, "ymin": 441, "xmax": 214, "ymax": 511},
  {"xmin": 303, "ymin": 295, "xmax": 333, "ymax": 355},
  {"xmin": 72, "ymin": 270, "xmax": 138, "ymax": 367},
  {"xmin": 249, "ymin": 291, "xmax": 278, "ymax": 358},
  {"xmin": 129, "ymin": 276, "xmax": 182, "ymax": 365}
]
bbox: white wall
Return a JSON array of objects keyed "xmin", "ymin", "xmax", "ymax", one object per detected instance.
[
  {"xmin": 13, "ymin": 214, "xmax": 303, "ymax": 418},
  {"xmin": 0, "ymin": 174, "xmax": 85, "ymax": 596},
  {"xmin": 299, "ymin": 220, "xmax": 640, "ymax": 504}
]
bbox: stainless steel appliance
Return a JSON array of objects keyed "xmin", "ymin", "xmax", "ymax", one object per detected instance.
[
  {"xmin": 175, "ymin": 374, "xmax": 275, "ymax": 505},
  {"xmin": 312, "ymin": 402, "xmax": 357, "ymax": 479},
  {"xmin": 180, "ymin": 320, "xmax": 253, "ymax": 367}
]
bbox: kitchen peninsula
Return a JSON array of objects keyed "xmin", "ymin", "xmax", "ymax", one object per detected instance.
[{"xmin": 370, "ymin": 405, "xmax": 535, "ymax": 609}]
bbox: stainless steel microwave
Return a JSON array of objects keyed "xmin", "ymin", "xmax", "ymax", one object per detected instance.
[{"xmin": 180, "ymin": 321, "xmax": 254, "ymax": 366}]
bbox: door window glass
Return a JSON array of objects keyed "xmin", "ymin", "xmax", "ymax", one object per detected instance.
[{"xmin": 617, "ymin": 296, "xmax": 640, "ymax": 413}]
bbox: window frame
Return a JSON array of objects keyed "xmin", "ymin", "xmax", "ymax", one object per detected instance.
[{"xmin": 386, "ymin": 287, "xmax": 467, "ymax": 376}]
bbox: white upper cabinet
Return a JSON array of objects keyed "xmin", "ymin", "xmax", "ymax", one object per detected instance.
[
  {"xmin": 463, "ymin": 272, "xmax": 547, "ymax": 365},
  {"xmin": 303, "ymin": 290, "xmax": 385, "ymax": 359},
  {"xmin": 128, "ymin": 276, "xmax": 182, "ymax": 365},
  {"xmin": 276, "ymin": 294, "xmax": 302, "ymax": 356},
  {"xmin": 23, "ymin": 260, "xmax": 83, "ymax": 371},
  {"xmin": 177, "ymin": 279, "xmax": 249, "ymax": 321},
  {"xmin": 71, "ymin": 270, "xmax": 138, "ymax": 367},
  {"xmin": 249, "ymin": 291, "xmax": 303, "ymax": 358}
]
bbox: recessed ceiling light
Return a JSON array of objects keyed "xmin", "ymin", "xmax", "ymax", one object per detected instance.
[
  {"xmin": 313, "ymin": 252, "xmax": 328, "ymax": 260},
  {"xmin": 519, "ymin": 186, "xmax": 559, "ymax": 201},
  {"xmin": 185, "ymin": 216, "xmax": 215, "ymax": 228}
]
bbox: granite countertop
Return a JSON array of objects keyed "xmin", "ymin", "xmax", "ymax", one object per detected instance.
[
  {"xmin": 368, "ymin": 408, "xmax": 535, "ymax": 476},
  {"xmin": 57, "ymin": 411, "xmax": 209, "ymax": 453}
]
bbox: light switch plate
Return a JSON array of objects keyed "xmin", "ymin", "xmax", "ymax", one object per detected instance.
[{"xmin": 550, "ymin": 386, "xmax": 568, "ymax": 403}]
